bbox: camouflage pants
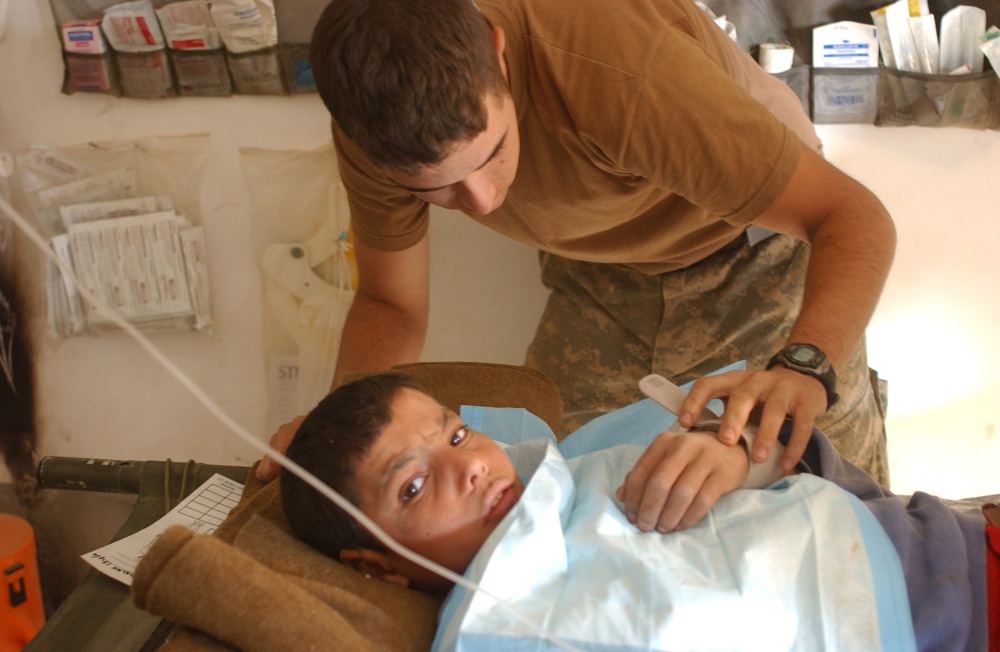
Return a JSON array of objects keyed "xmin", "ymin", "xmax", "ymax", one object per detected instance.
[{"xmin": 524, "ymin": 234, "xmax": 890, "ymax": 486}]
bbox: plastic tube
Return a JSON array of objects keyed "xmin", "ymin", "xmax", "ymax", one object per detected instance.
[
  {"xmin": 940, "ymin": 6, "xmax": 987, "ymax": 73},
  {"xmin": 909, "ymin": 14, "xmax": 939, "ymax": 74},
  {"xmin": 885, "ymin": 0, "xmax": 921, "ymax": 73}
]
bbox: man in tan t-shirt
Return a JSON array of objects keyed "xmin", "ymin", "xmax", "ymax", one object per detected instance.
[{"xmin": 257, "ymin": 0, "xmax": 896, "ymax": 490}]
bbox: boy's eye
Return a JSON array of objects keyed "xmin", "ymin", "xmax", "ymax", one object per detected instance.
[
  {"xmin": 402, "ymin": 476, "xmax": 426, "ymax": 503},
  {"xmin": 451, "ymin": 426, "xmax": 468, "ymax": 446}
]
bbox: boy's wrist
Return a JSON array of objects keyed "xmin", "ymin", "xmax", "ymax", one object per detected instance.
[
  {"xmin": 677, "ymin": 419, "xmax": 783, "ymax": 489},
  {"xmin": 689, "ymin": 430, "xmax": 750, "ymax": 487}
]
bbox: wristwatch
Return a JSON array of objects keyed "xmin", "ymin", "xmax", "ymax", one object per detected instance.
[{"xmin": 766, "ymin": 343, "xmax": 840, "ymax": 409}]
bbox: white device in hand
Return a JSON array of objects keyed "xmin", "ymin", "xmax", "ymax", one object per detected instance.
[{"xmin": 638, "ymin": 374, "xmax": 718, "ymax": 423}]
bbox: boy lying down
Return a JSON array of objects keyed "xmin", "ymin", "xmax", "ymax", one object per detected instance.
[{"xmin": 280, "ymin": 372, "xmax": 998, "ymax": 652}]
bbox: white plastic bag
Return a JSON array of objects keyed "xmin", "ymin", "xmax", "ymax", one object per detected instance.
[
  {"xmin": 240, "ymin": 144, "xmax": 356, "ymax": 427},
  {"xmin": 14, "ymin": 135, "xmax": 214, "ymax": 337}
]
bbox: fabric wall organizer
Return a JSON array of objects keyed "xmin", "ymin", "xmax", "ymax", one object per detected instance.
[
  {"xmin": 51, "ymin": 0, "xmax": 328, "ymax": 98},
  {"xmin": 49, "ymin": 0, "xmax": 1000, "ymax": 130},
  {"xmin": 701, "ymin": 0, "xmax": 999, "ymax": 129}
]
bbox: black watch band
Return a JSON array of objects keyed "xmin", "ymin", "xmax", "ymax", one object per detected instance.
[{"xmin": 766, "ymin": 343, "xmax": 840, "ymax": 409}]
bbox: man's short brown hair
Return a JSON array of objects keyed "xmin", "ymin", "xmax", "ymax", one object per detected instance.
[{"xmin": 310, "ymin": 0, "xmax": 508, "ymax": 173}]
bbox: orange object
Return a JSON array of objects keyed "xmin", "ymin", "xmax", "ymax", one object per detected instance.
[{"xmin": 0, "ymin": 515, "xmax": 45, "ymax": 652}]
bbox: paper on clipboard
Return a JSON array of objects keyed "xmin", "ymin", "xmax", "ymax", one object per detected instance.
[{"xmin": 82, "ymin": 473, "xmax": 244, "ymax": 586}]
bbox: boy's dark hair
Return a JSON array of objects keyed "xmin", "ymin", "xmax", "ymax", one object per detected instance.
[
  {"xmin": 310, "ymin": 0, "xmax": 508, "ymax": 173},
  {"xmin": 280, "ymin": 372, "xmax": 426, "ymax": 560}
]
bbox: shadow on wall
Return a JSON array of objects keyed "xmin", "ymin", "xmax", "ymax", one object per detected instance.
[
  {"xmin": 0, "ymin": 267, "xmax": 35, "ymax": 495},
  {"xmin": 0, "ymin": 267, "xmax": 138, "ymax": 617}
]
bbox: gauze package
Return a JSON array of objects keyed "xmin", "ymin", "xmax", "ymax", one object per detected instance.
[
  {"xmin": 210, "ymin": 0, "xmax": 278, "ymax": 54},
  {"xmin": 813, "ymin": 21, "xmax": 879, "ymax": 68},
  {"xmin": 102, "ymin": 0, "xmax": 172, "ymax": 97},
  {"xmin": 155, "ymin": 0, "xmax": 221, "ymax": 51},
  {"xmin": 101, "ymin": 0, "xmax": 165, "ymax": 53}
]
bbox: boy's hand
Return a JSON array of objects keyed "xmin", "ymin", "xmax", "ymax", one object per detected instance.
[
  {"xmin": 255, "ymin": 414, "xmax": 306, "ymax": 481},
  {"xmin": 615, "ymin": 429, "xmax": 749, "ymax": 533}
]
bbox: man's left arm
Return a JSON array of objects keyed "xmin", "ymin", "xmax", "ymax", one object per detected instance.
[{"xmin": 680, "ymin": 141, "xmax": 896, "ymax": 473}]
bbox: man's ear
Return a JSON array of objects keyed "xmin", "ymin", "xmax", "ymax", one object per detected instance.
[
  {"xmin": 339, "ymin": 548, "xmax": 411, "ymax": 588},
  {"xmin": 491, "ymin": 26, "xmax": 506, "ymax": 56},
  {"xmin": 491, "ymin": 26, "xmax": 508, "ymax": 82}
]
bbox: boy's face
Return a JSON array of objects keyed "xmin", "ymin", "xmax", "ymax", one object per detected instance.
[{"xmin": 352, "ymin": 387, "xmax": 523, "ymax": 590}]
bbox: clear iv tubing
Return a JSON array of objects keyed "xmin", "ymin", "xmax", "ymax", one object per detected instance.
[{"xmin": 0, "ymin": 193, "xmax": 583, "ymax": 652}]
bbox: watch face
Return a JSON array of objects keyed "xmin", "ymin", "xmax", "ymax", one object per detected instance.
[{"xmin": 788, "ymin": 344, "xmax": 821, "ymax": 367}]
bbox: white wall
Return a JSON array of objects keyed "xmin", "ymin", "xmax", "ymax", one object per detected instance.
[
  {"xmin": 1, "ymin": 0, "xmax": 997, "ymax": 497},
  {"xmin": 816, "ymin": 124, "xmax": 1000, "ymax": 498}
]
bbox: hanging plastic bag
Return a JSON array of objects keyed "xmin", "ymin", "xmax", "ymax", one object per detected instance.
[
  {"xmin": 240, "ymin": 144, "xmax": 356, "ymax": 430},
  {"xmin": 261, "ymin": 219, "xmax": 355, "ymax": 416},
  {"xmin": 13, "ymin": 135, "xmax": 214, "ymax": 337}
]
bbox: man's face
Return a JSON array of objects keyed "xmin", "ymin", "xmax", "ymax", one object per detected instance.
[
  {"xmin": 384, "ymin": 91, "xmax": 521, "ymax": 216},
  {"xmin": 353, "ymin": 387, "xmax": 523, "ymax": 589}
]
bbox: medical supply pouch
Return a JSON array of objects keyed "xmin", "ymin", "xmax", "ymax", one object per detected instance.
[
  {"xmin": 812, "ymin": 67, "xmax": 880, "ymax": 124},
  {"xmin": 169, "ymin": 48, "xmax": 231, "ymax": 97},
  {"xmin": 115, "ymin": 49, "xmax": 174, "ymax": 99},
  {"xmin": 876, "ymin": 65, "xmax": 1000, "ymax": 129},
  {"xmin": 49, "ymin": 0, "xmax": 330, "ymax": 98},
  {"xmin": 434, "ymin": 437, "xmax": 917, "ymax": 652},
  {"xmin": 63, "ymin": 51, "xmax": 120, "ymax": 95},
  {"xmin": 14, "ymin": 135, "xmax": 214, "ymax": 338},
  {"xmin": 771, "ymin": 64, "xmax": 811, "ymax": 115}
]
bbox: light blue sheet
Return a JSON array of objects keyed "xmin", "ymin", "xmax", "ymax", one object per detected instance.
[{"xmin": 444, "ymin": 401, "xmax": 916, "ymax": 652}]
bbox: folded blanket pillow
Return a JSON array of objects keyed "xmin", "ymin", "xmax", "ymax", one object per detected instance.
[{"xmin": 132, "ymin": 478, "xmax": 442, "ymax": 651}]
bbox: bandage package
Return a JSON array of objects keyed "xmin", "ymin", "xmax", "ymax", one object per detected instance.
[{"xmin": 812, "ymin": 21, "xmax": 879, "ymax": 68}]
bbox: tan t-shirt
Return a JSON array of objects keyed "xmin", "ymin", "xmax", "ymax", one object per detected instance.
[{"xmin": 336, "ymin": 0, "xmax": 820, "ymax": 274}]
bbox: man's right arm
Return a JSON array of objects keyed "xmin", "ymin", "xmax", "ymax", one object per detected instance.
[
  {"xmin": 331, "ymin": 234, "xmax": 431, "ymax": 387},
  {"xmin": 255, "ymin": 233, "xmax": 430, "ymax": 481}
]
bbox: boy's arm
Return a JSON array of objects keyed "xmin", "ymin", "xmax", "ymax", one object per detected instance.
[
  {"xmin": 615, "ymin": 428, "xmax": 748, "ymax": 533},
  {"xmin": 615, "ymin": 423, "xmax": 792, "ymax": 534}
]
